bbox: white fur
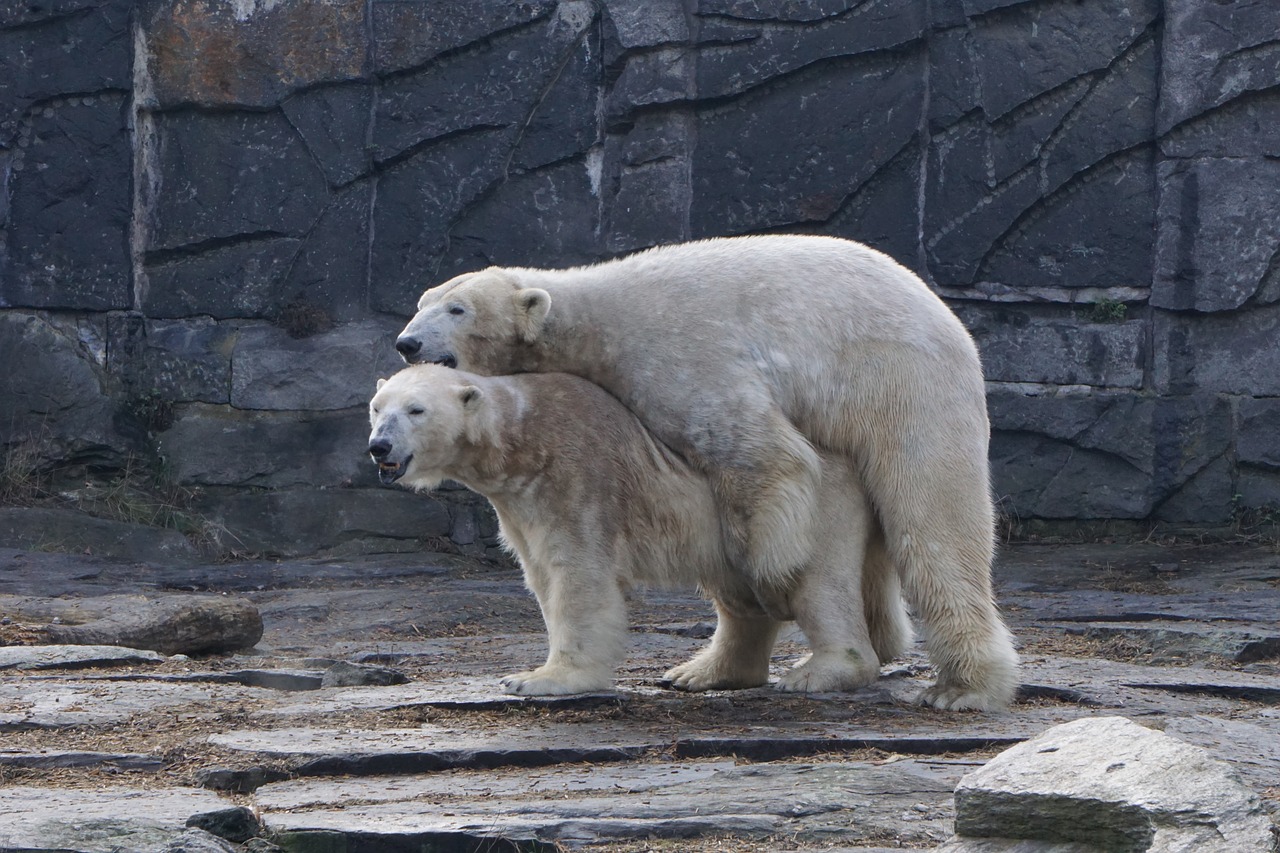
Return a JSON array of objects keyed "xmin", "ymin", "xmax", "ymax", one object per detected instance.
[
  {"xmin": 369, "ymin": 365, "xmax": 911, "ymax": 696},
  {"xmin": 397, "ymin": 235, "xmax": 1019, "ymax": 710}
]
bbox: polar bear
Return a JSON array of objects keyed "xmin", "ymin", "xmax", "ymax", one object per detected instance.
[
  {"xmin": 394, "ymin": 235, "xmax": 1018, "ymax": 710},
  {"xmin": 368, "ymin": 364, "xmax": 911, "ymax": 696}
]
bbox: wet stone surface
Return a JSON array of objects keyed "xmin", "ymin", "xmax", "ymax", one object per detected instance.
[{"xmin": 0, "ymin": 542, "xmax": 1277, "ymax": 851}]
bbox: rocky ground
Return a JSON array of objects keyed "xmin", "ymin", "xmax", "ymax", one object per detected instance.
[{"xmin": 1, "ymin": 538, "xmax": 1278, "ymax": 851}]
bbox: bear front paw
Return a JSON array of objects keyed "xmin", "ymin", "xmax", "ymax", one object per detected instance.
[{"xmin": 499, "ymin": 667, "xmax": 611, "ymax": 696}]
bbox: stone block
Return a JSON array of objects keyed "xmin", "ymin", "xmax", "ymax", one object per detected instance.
[
  {"xmin": 1153, "ymin": 157, "xmax": 1280, "ymax": 312},
  {"xmin": 371, "ymin": 3, "xmax": 594, "ymax": 165},
  {"xmin": 0, "ymin": 0, "xmax": 131, "ymax": 136},
  {"xmin": 691, "ymin": 49, "xmax": 924, "ymax": 236},
  {"xmin": 1154, "ymin": 305, "xmax": 1280, "ymax": 396},
  {"xmin": 230, "ymin": 320, "xmax": 405, "ymax": 411},
  {"xmin": 0, "ymin": 507, "xmax": 199, "ymax": 564},
  {"xmin": 948, "ymin": 716, "xmax": 1276, "ymax": 852},
  {"xmin": 1, "ymin": 96, "xmax": 131, "ymax": 310},
  {"xmin": 988, "ymin": 388, "xmax": 1233, "ymax": 520},
  {"xmin": 965, "ymin": 0, "xmax": 1157, "ymax": 121},
  {"xmin": 692, "ymin": 0, "xmax": 927, "ymax": 101},
  {"xmin": 278, "ymin": 181, "xmax": 374, "ymax": 323},
  {"xmin": 107, "ymin": 315, "xmax": 234, "ymax": 405},
  {"xmin": 440, "ymin": 159, "xmax": 601, "ymax": 281},
  {"xmin": 1157, "ymin": 0, "xmax": 1280, "ymax": 138},
  {"xmin": 1153, "ymin": 456, "xmax": 1234, "ymax": 524},
  {"xmin": 513, "ymin": 24, "xmax": 599, "ymax": 173},
  {"xmin": 369, "ymin": 128, "xmax": 514, "ymax": 314},
  {"xmin": 372, "ymin": 0, "xmax": 557, "ymax": 74},
  {"xmin": 819, "ymin": 143, "xmax": 921, "ymax": 271},
  {"xmin": 925, "ymin": 18, "xmax": 1157, "ymax": 289},
  {"xmin": 146, "ymin": 109, "xmax": 328, "ymax": 254},
  {"xmin": 604, "ymin": 113, "xmax": 694, "ymax": 253},
  {"xmin": 191, "ymin": 487, "xmax": 453, "ymax": 557},
  {"xmin": 1238, "ymin": 398, "xmax": 1280, "ymax": 471},
  {"xmin": 1236, "ymin": 468, "xmax": 1280, "ymax": 512},
  {"xmin": 0, "ymin": 311, "xmax": 132, "ymax": 464},
  {"xmin": 141, "ymin": 0, "xmax": 370, "ymax": 109},
  {"xmin": 955, "ymin": 305, "xmax": 1144, "ymax": 388},
  {"xmin": 281, "ymin": 83, "xmax": 375, "ymax": 187},
  {"xmin": 143, "ymin": 238, "xmax": 303, "ymax": 320},
  {"xmin": 980, "ymin": 148, "xmax": 1156, "ymax": 291},
  {"xmin": 604, "ymin": 0, "xmax": 688, "ymax": 49},
  {"xmin": 157, "ymin": 405, "xmax": 373, "ymax": 488}
]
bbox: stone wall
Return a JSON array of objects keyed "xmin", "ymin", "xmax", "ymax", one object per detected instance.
[{"xmin": 2, "ymin": 0, "xmax": 1277, "ymax": 554}]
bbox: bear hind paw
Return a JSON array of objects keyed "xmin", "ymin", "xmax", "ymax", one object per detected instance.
[{"xmin": 775, "ymin": 651, "xmax": 879, "ymax": 694}]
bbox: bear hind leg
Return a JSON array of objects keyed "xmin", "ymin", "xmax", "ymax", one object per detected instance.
[
  {"xmin": 665, "ymin": 600, "xmax": 779, "ymax": 691},
  {"xmin": 861, "ymin": 523, "xmax": 912, "ymax": 665},
  {"xmin": 776, "ymin": 476, "xmax": 881, "ymax": 694}
]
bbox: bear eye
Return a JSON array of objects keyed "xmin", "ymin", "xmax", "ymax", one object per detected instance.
[
  {"xmin": 408, "ymin": 406, "xmax": 425, "ymax": 416},
  {"xmin": 447, "ymin": 304, "xmax": 466, "ymax": 316}
]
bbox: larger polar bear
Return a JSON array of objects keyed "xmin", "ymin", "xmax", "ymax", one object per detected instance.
[
  {"xmin": 369, "ymin": 364, "xmax": 911, "ymax": 695},
  {"xmin": 395, "ymin": 234, "xmax": 1018, "ymax": 710}
]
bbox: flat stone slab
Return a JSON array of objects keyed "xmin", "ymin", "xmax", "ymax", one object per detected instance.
[
  {"xmin": 0, "ymin": 749, "xmax": 165, "ymax": 770},
  {"xmin": 0, "ymin": 677, "xmax": 262, "ymax": 730},
  {"xmin": 0, "ymin": 787, "xmax": 231, "ymax": 853},
  {"xmin": 0, "ymin": 644, "xmax": 166, "ymax": 671},
  {"xmin": 258, "ymin": 758, "xmax": 963, "ymax": 848}
]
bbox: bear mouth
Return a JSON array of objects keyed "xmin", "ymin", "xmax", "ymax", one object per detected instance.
[
  {"xmin": 377, "ymin": 455, "xmax": 412, "ymax": 485},
  {"xmin": 431, "ymin": 354, "xmax": 458, "ymax": 370}
]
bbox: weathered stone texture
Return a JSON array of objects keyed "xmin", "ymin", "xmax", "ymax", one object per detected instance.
[
  {"xmin": 230, "ymin": 320, "xmax": 405, "ymax": 411},
  {"xmin": 988, "ymin": 388, "xmax": 1233, "ymax": 520},
  {"xmin": 2, "ymin": 96, "xmax": 132, "ymax": 310},
  {"xmin": 947, "ymin": 716, "xmax": 1276, "ymax": 852},
  {"xmin": 157, "ymin": 405, "xmax": 373, "ymax": 489},
  {"xmin": 142, "ymin": 0, "xmax": 370, "ymax": 109},
  {"xmin": 957, "ymin": 306, "xmax": 1145, "ymax": 389},
  {"xmin": 1154, "ymin": 306, "xmax": 1280, "ymax": 397},
  {"xmin": 1153, "ymin": 157, "xmax": 1280, "ymax": 312},
  {"xmin": 2, "ymin": 0, "xmax": 1279, "ymax": 548}
]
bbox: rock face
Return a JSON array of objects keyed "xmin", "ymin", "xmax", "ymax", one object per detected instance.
[
  {"xmin": 946, "ymin": 716, "xmax": 1278, "ymax": 852},
  {"xmin": 2, "ymin": 0, "xmax": 1278, "ymax": 552}
]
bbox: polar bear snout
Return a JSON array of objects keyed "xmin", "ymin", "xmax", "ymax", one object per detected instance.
[
  {"xmin": 394, "ymin": 336, "xmax": 422, "ymax": 361},
  {"xmin": 368, "ymin": 438, "xmax": 411, "ymax": 484},
  {"xmin": 395, "ymin": 335, "xmax": 457, "ymax": 369}
]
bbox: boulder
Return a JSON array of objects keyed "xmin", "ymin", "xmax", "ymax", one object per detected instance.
[{"xmin": 944, "ymin": 716, "xmax": 1277, "ymax": 852}]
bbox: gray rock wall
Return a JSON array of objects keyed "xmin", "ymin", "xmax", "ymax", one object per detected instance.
[{"xmin": 2, "ymin": 0, "xmax": 1277, "ymax": 554}]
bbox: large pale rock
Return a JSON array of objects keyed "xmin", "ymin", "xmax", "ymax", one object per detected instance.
[
  {"xmin": 0, "ymin": 593, "xmax": 262, "ymax": 655},
  {"xmin": 947, "ymin": 716, "xmax": 1277, "ymax": 852}
]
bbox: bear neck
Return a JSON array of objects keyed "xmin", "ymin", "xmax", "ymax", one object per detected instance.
[
  {"xmin": 450, "ymin": 380, "xmax": 548, "ymax": 500},
  {"xmin": 523, "ymin": 283, "xmax": 614, "ymax": 382}
]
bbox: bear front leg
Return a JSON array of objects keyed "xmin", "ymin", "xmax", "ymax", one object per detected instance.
[
  {"xmin": 501, "ymin": 561, "xmax": 627, "ymax": 696},
  {"xmin": 664, "ymin": 599, "xmax": 779, "ymax": 691}
]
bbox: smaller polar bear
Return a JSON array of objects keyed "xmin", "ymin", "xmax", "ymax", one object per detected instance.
[{"xmin": 368, "ymin": 364, "xmax": 911, "ymax": 696}]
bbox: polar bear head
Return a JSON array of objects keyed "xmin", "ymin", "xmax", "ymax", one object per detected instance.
[
  {"xmin": 395, "ymin": 269, "xmax": 550, "ymax": 375},
  {"xmin": 367, "ymin": 365, "xmax": 485, "ymax": 492}
]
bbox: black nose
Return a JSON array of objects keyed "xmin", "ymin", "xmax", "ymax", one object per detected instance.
[
  {"xmin": 395, "ymin": 336, "xmax": 421, "ymax": 358},
  {"xmin": 368, "ymin": 439, "xmax": 391, "ymax": 460}
]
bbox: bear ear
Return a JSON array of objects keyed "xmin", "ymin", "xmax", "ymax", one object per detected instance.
[
  {"xmin": 513, "ymin": 288, "xmax": 551, "ymax": 343},
  {"xmin": 376, "ymin": 378, "xmax": 387, "ymax": 391},
  {"xmin": 458, "ymin": 384, "xmax": 483, "ymax": 407}
]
